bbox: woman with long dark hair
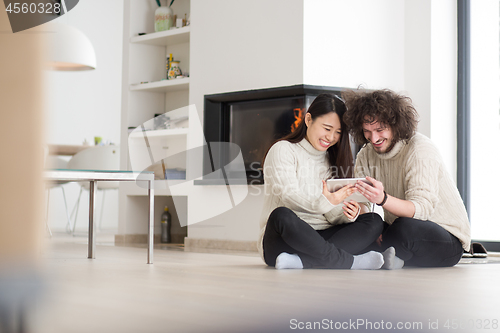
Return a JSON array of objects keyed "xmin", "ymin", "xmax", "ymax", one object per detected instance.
[{"xmin": 258, "ymin": 93, "xmax": 390, "ymax": 270}]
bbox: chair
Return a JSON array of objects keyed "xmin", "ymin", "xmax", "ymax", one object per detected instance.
[
  {"xmin": 45, "ymin": 156, "xmax": 73, "ymax": 235},
  {"xmin": 67, "ymin": 145, "xmax": 120, "ymax": 234}
]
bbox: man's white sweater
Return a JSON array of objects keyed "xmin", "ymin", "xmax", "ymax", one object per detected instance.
[
  {"xmin": 257, "ymin": 139, "xmax": 352, "ymax": 259},
  {"xmin": 354, "ymin": 132, "xmax": 471, "ymax": 251}
]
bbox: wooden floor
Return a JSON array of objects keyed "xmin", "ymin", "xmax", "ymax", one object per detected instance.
[{"xmin": 32, "ymin": 233, "xmax": 500, "ymax": 333}]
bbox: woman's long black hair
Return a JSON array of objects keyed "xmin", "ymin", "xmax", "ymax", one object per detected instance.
[{"xmin": 263, "ymin": 93, "xmax": 353, "ymax": 178}]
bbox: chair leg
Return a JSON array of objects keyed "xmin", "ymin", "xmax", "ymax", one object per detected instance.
[
  {"xmin": 71, "ymin": 187, "xmax": 84, "ymax": 236},
  {"xmin": 98, "ymin": 190, "xmax": 106, "ymax": 230},
  {"xmin": 60, "ymin": 187, "xmax": 72, "ymax": 234},
  {"xmin": 71, "ymin": 187, "xmax": 106, "ymax": 235},
  {"xmin": 69, "ymin": 189, "xmax": 80, "ymax": 221},
  {"xmin": 71, "ymin": 187, "xmax": 114, "ymax": 234},
  {"xmin": 45, "ymin": 188, "xmax": 52, "ymax": 237}
]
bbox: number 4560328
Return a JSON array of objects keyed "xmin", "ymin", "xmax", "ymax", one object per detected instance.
[
  {"xmin": 5, "ymin": 2, "xmax": 61, "ymax": 14},
  {"xmin": 444, "ymin": 319, "xmax": 498, "ymax": 330}
]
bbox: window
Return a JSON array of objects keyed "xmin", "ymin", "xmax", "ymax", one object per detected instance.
[{"xmin": 465, "ymin": 0, "xmax": 500, "ymax": 242}]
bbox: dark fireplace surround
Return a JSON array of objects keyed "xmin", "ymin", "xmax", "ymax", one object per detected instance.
[{"xmin": 198, "ymin": 84, "xmax": 345, "ymax": 185}]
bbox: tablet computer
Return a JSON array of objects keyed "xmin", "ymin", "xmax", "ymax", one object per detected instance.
[{"xmin": 326, "ymin": 178, "xmax": 373, "ymax": 203}]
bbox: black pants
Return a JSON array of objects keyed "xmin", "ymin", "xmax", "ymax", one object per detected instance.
[
  {"xmin": 262, "ymin": 207, "xmax": 384, "ymax": 269},
  {"xmin": 379, "ymin": 217, "xmax": 464, "ymax": 267}
]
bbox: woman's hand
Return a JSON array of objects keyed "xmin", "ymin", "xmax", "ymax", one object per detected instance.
[
  {"xmin": 322, "ymin": 180, "xmax": 356, "ymax": 206},
  {"xmin": 355, "ymin": 176, "xmax": 385, "ymax": 205},
  {"xmin": 343, "ymin": 200, "xmax": 360, "ymax": 220}
]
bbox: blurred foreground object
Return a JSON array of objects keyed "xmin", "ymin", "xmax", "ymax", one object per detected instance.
[{"xmin": 0, "ymin": 3, "xmax": 45, "ymax": 332}]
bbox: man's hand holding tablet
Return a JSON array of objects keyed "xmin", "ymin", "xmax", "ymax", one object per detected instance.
[
  {"xmin": 326, "ymin": 177, "xmax": 373, "ymax": 203},
  {"xmin": 354, "ymin": 176, "xmax": 386, "ymax": 206}
]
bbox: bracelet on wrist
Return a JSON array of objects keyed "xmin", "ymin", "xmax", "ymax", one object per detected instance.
[{"xmin": 377, "ymin": 191, "xmax": 388, "ymax": 206}]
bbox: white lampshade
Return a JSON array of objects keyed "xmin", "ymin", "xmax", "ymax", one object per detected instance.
[{"xmin": 46, "ymin": 23, "xmax": 96, "ymax": 71}]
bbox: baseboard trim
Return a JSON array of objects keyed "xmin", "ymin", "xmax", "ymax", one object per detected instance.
[
  {"xmin": 114, "ymin": 235, "xmax": 257, "ymax": 252},
  {"xmin": 184, "ymin": 238, "xmax": 258, "ymax": 252},
  {"xmin": 115, "ymin": 234, "xmax": 185, "ymax": 245}
]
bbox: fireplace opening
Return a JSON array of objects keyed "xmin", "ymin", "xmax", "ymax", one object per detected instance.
[
  {"xmin": 200, "ymin": 85, "xmax": 350, "ymax": 185},
  {"xmin": 228, "ymin": 95, "xmax": 312, "ymax": 182}
]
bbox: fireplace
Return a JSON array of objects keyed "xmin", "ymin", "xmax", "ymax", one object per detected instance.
[{"xmin": 199, "ymin": 85, "xmax": 346, "ymax": 185}]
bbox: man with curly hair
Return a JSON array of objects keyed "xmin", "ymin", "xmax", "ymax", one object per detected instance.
[{"xmin": 342, "ymin": 89, "xmax": 471, "ymax": 269}]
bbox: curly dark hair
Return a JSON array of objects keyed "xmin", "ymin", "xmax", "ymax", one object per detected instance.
[{"xmin": 342, "ymin": 89, "xmax": 419, "ymax": 146}]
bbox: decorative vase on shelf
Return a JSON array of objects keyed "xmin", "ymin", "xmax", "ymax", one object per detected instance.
[
  {"xmin": 168, "ymin": 60, "xmax": 182, "ymax": 79},
  {"xmin": 154, "ymin": 6, "xmax": 173, "ymax": 32}
]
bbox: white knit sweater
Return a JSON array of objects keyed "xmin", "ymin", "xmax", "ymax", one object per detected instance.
[
  {"xmin": 354, "ymin": 132, "xmax": 471, "ymax": 251},
  {"xmin": 257, "ymin": 138, "xmax": 352, "ymax": 259}
]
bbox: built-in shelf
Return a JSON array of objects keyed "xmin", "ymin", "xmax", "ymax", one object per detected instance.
[
  {"xmin": 129, "ymin": 127, "xmax": 189, "ymax": 139},
  {"xmin": 121, "ymin": 1, "xmax": 191, "ymax": 243},
  {"xmin": 130, "ymin": 26, "xmax": 190, "ymax": 46},
  {"xmin": 130, "ymin": 77, "xmax": 190, "ymax": 93}
]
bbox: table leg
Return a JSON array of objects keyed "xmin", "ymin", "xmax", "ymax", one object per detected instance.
[
  {"xmin": 88, "ymin": 181, "xmax": 96, "ymax": 259},
  {"xmin": 147, "ymin": 180, "xmax": 154, "ymax": 264}
]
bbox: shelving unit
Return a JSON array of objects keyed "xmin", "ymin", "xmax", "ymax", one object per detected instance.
[
  {"xmin": 119, "ymin": 0, "xmax": 191, "ymax": 243},
  {"xmin": 130, "ymin": 26, "xmax": 190, "ymax": 46},
  {"xmin": 130, "ymin": 77, "xmax": 190, "ymax": 93},
  {"xmin": 128, "ymin": 127, "xmax": 189, "ymax": 139},
  {"xmin": 122, "ymin": 0, "xmax": 191, "ymax": 171}
]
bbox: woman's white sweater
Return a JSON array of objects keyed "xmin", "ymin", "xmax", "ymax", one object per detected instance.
[{"xmin": 257, "ymin": 138, "xmax": 352, "ymax": 259}]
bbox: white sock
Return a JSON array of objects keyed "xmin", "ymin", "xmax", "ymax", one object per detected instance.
[
  {"xmin": 275, "ymin": 252, "xmax": 303, "ymax": 269},
  {"xmin": 351, "ymin": 251, "xmax": 384, "ymax": 270},
  {"xmin": 381, "ymin": 247, "xmax": 404, "ymax": 270}
]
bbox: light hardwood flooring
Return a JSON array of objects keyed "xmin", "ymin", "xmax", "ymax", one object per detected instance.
[{"xmin": 32, "ymin": 233, "xmax": 500, "ymax": 333}]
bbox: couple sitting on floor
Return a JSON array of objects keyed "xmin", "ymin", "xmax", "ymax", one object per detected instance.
[{"xmin": 258, "ymin": 89, "xmax": 471, "ymax": 270}]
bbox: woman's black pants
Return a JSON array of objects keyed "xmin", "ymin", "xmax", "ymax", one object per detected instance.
[{"xmin": 262, "ymin": 207, "xmax": 384, "ymax": 269}]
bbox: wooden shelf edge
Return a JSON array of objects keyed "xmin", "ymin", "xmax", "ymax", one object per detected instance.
[
  {"xmin": 130, "ymin": 78, "xmax": 190, "ymax": 93},
  {"xmin": 128, "ymin": 128, "xmax": 189, "ymax": 139},
  {"xmin": 130, "ymin": 26, "xmax": 190, "ymax": 45}
]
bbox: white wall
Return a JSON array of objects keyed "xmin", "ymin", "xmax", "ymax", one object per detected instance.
[
  {"xmin": 187, "ymin": 0, "xmax": 305, "ymax": 241},
  {"xmin": 304, "ymin": 0, "xmax": 458, "ymax": 178},
  {"xmin": 404, "ymin": 0, "xmax": 459, "ymax": 179},
  {"xmin": 303, "ymin": 0, "xmax": 405, "ymax": 90},
  {"xmin": 45, "ymin": 0, "xmax": 123, "ymax": 232},
  {"xmin": 404, "ymin": 0, "xmax": 458, "ymax": 179},
  {"xmin": 429, "ymin": 0, "xmax": 458, "ymax": 179},
  {"xmin": 404, "ymin": 0, "xmax": 431, "ymax": 137}
]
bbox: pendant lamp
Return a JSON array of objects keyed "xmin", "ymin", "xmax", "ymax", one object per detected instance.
[{"xmin": 46, "ymin": 22, "xmax": 96, "ymax": 71}]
